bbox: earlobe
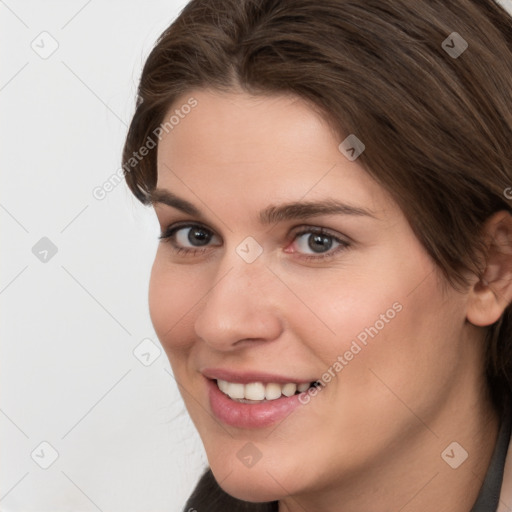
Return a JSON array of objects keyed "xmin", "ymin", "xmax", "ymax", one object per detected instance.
[{"xmin": 467, "ymin": 211, "xmax": 512, "ymax": 327}]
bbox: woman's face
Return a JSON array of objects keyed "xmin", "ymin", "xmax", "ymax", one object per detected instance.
[{"xmin": 149, "ymin": 89, "xmax": 478, "ymax": 503}]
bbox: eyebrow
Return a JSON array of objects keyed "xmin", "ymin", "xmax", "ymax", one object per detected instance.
[
  {"xmin": 150, "ymin": 188, "xmax": 200, "ymax": 216},
  {"xmin": 260, "ymin": 200, "xmax": 376, "ymax": 224},
  {"xmin": 149, "ymin": 188, "xmax": 377, "ymax": 224}
]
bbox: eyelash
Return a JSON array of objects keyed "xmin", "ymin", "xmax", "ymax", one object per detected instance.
[{"xmin": 158, "ymin": 222, "xmax": 351, "ymax": 261}]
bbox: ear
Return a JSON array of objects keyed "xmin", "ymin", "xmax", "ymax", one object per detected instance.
[{"xmin": 467, "ymin": 211, "xmax": 512, "ymax": 327}]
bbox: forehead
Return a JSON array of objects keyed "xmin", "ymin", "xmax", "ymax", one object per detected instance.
[
  {"xmin": 155, "ymin": 89, "xmax": 394, "ymax": 218},
  {"xmin": 158, "ymin": 89, "xmax": 333, "ymax": 165}
]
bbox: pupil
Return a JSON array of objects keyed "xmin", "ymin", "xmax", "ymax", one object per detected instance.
[
  {"xmin": 308, "ymin": 234, "xmax": 332, "ymax": 253},
  {"xmin": 188, "ymin": 227, "xmax": 211, "ymax": 246}
]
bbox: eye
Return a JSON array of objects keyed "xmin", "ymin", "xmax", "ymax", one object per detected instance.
[
  {"xmin": 159, "ymin": 223, "xmax": 221, "ymax": 252},
  {"xmin": 175, "ymin": 226, "xmax": 213, "ymax": 247},
  {"xmin": 296, "ymin": 232, "xmax": 336, "ymax": 253},
  {"xmin": 287, "ymin": 227, "xmax": 350, "ymax": 259}
]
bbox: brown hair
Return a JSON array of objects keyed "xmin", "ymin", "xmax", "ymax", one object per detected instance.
[{"xmin": 122, "ymin": 0, "xmax": 512, "ymax": 509}]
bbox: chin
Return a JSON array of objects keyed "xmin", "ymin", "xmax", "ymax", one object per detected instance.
[{"xmin": 210, "ymin": 463, "xmax": 290, "ymax": 503}]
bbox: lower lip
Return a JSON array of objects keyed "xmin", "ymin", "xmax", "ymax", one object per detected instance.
[{"xmin": 207, "ymin": 378, "xmax": 308, "ymax": 429}]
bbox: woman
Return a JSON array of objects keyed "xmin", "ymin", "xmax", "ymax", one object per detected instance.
[{"xmin": 122, "ymin": 0, "xmax": 512, "ymax": 510}]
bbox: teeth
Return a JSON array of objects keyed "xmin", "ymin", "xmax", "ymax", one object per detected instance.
[
  {"xmin": 216, "ymin": 379, "xmax": 313, "ymax": 402},
  {"xmin": 265, "ymin": 383, "xmax": 283, "ymax": 400},
  {"xmin": 245, "ymin": 382, "xmax": 265, "ymax": 400},
  {"xmin": 217, "ymin": 379, "xmax": 229, "ymax": 394},
  {"xmin": 226, "ymin": 382, "xmax": 244, "ymax": 399},
  {"xmin": 281, "ymin": 383, "xmax": 297, "ymax": 397}
]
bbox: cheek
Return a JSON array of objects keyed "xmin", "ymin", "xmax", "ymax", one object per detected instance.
[
  {"xmin": 332, "ymin": 268, "xmax": 467, "ymax": 425},
  {"xmin": 300, "ymin": 246, "xmax": 465, "ymax": 407},
  {"xmin": 148, "ymin": 254, "xmax": 204, "ymax": 350},
  {"xmin": 276, "ymin": 260, "xmax": 411, "ymax": 364}
]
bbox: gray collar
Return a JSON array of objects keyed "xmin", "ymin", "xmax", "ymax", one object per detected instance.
[{"xmin": 470, "ymin": 405, "xmax": 512, "ymax": 512}]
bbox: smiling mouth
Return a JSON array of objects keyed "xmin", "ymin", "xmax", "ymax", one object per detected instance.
[{"xmin": 214, "ymin": 378, "xmax": 321, "ymax": 403}]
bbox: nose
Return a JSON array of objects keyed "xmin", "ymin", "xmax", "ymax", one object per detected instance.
[{"xmin": 193, "ymin": 258, "xmax": 283, "ymax": 350}]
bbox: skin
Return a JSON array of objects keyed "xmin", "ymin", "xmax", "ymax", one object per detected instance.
[{"xmin": 148, "ymin": 88, "xmax": 512, "ymax": 512}]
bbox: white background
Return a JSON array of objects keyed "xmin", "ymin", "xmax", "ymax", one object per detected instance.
[
  {"xmin": 1, "ymin": 2, "xmax": 207, "ymax": 511},
  {"xmin": 1, "ymin": 1, "xmax": 512, "ymax": 511}
]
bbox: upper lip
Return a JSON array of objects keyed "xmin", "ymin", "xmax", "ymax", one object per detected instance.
[{"xmin": 201, "ymin": 367, "xmax": 315, "ymax": 385}]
